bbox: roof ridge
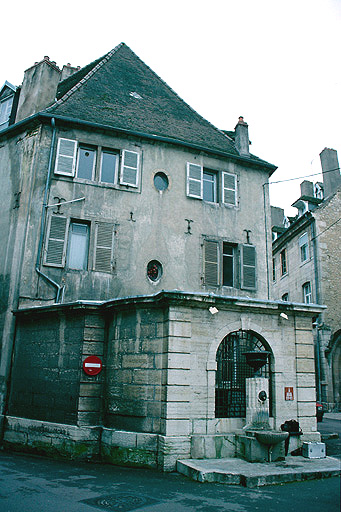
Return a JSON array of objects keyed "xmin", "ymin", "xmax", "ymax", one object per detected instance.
[
  {"xmin": 45, "ymin": 42, "xmax": 125, "ymax": 112},
  {"xmin": 125, "ymin": 46, "xmax": 236, "ymax": 148}
]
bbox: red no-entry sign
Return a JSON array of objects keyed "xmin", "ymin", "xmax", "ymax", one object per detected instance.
[{"xmin": 83, "ymin": 356, "xmax": 103, "ymax": 376}]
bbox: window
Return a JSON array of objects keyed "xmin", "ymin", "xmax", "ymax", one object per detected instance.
[
  {"xmin": 0, "ymin": 96, "xmax": 14, "ymax": 129},
  {"xmin": 100, "ymin": 150, "xmax": 118, "ymax": 184},
  {"xmin": 67, "ymin": 222, "xmax": 90, "ymax": 270},
  {"xmin": 153, "ymin": 172, "xmax": 169, "ymax": 191},
  {"xmin": 280, "ymin": 249, "xmax": 287, "ymax": 276},
  {"xmin": 44, "ymin": 215, "xmax": 114, "ymax": 273},
  {"xmin": 303, "ymin": 282, "xmax": 312, "ymax": 304},
  {"xmin": 299, "ymin": 233, "xmax": 309, "ymax": 263},
  {"xmin": 282, "ymin": 293, "xmax": 289, "ymax": 301},
  {"xmin": 186, "ymin": 162, "xmax": 237, "ymax": 206},
  {"xmin": 203, "ymin": 239, "xmax": 256, "ymax": 290},
  {"xmin": 272, "ymin": 258, "xmax": 276, "ymax": 282},
  {"xmin": 76, "ymin": 146, "xmax": 96, "ymax": 180},
  {"xmin": 203, "ymin": 170, "xmax": 217, "ymax": 202},
  {"xmin": 54, "ymin": 138, "xmax": 140, "ymax": 188}
]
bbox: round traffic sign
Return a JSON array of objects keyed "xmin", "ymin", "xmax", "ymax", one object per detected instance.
[{"xmin": 83, "ymin": 355, "xmax": 103, "ymax": 376}]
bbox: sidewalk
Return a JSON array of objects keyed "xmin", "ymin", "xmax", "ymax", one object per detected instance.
[
  {"xmin": 324, "ymin": 412, "xmax": 341, "ymax": 420},
  {"xmin": 177, "ymin": 454, "xmax": 340, "ymax": 488}
]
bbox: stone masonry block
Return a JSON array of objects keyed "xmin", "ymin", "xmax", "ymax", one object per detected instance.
[
  {"xmin": 296, "ymin": 344, "xmax": 315, "ymax": 358},
  {"xmin": 296, "ymin": 373, "xmax": 316, "ymax": 387},
  {"xmin": 167, "ymin": 353, "xmax": 191, "ymax": 369},
  {"xmin": 136, "ymin": 433, "xmax": 158, "ymax": 450},
  {"xmin": 163, "ymin": 402, "xmax": 191, "ymax": 419},
  {"xmin": 165, "ymin": 385, "xmax": 190, "ymax": 402},
  {"xmin": 102, "ymin": 429, "xmax": 137, "ymax": 448},
  {"xmin": 167, "ymin": 338, "xmax": 191, "ymax": 353},
  {"xmin": 133, "ymin": 369, "xmax": 162, "ymax": 385},
  {"xmin": 168, "ymin": 321, "xmax": 191, "ymax": 338},
  {"xmin": 297, "ymin": 387, "xmax": 316, "ymax": 402},
  {"xmin": 82, "ymin": 342, "xmax": 104, "ymax": 355},
  {"xmin": 160, "ymin": 419, "xmax": 190, "ymax": 436},
  {"xmin": 167, "ymin": 369, "xmax": 191, "ymax": 385},
  {"xmin": 79, "ymin": 383, "xmax": 102, "ymax": 397},
  {"xmin": 78, "ymin": 397, "xmax": 101, "ymax": 412},
  {"xmin": 298, "ymin": 402, "xmax": 316, "ymax": 417},
  {"xmin": 296, "ymin": 359, "xmax": 315, "ymax": 373},
  {"xmin": 122, "ymin": 354, "xmax": 153, "ymax": 368},
  {"xmin": 83, "ymin": 327, "xmax": 104, "ymax": 341}
]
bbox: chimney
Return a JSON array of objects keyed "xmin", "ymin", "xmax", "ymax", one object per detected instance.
[
  {"xmin": 15, "ymin": 58, "xmax": 61, "ymax": 122},
  {"xmin": 300, "ymin": 180, "xmax": 314, "ymax": 198},
  {"xmin": 320, "ymin": 148, "xmax": 341, "ymax": 199},
  {"xmin": 235, "ymin": 116, "xmax": 250, "ymax": 156}
]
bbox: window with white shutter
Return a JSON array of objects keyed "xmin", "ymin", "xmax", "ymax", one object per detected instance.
[
  {"xmin": 204, "ymin": 240, "xmax": 219, "ymax": 286},
  {"xmin": 54, "ymin": 138, "xmax": 78, "ymax": 176},
  {"xmin": 222, "ymin": 172, "xmax": 237, "ymax": 205},
  {"xmin": 94, "ymin": 222, "xmax": 114, "ymax": 273},
  {"xmin": 120, "ymin": 150, "xmax": 139, "ymax": 187},
  {"xmin": 241, "ymin": 244, "xmax": 256, "ymax": 290},
  {"xmin": 187, "ymin": 163, "xmax": 203, "ymax": 199},
  {"xmin": 44, "ymin": 215, "xmax": 69, "ymax": 267}
]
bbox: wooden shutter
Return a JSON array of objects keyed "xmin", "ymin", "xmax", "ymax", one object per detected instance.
[
  {"xmin": 94, "ymin": 222, "xmax": 114, "ymax": 272},
  {"xmin": 120, "ymin": 150, "xmax": 139, "ymax": 187},
  {"xmin": 241, "ymin": 245, "xmax": 256, "ymax": 289},
  {"xmin": 204, "ymin": 240, "xmax": 219, "ymax": 286},
  {"xmin": 44, "ymin": 215, "xmax": 68, "ymax": 267},
  {"xmin": 54, "ymin": 138, "xmax": 77, "ymax": 176},
  {"xmin": 187, "ymin": 163, "xmax": 203, "ymax": 199},
  {"xmin": 222, "ymin": 172, "xmax": 237, "ymax": 205}
]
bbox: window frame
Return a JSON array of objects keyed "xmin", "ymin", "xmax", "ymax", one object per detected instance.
[
  {"xmin": 75, "ymin": 145, "xmax": 97, "ymax": 181},
  {"xmin": 99, "ymin": 149, "xmax": 119, "ymax": 185},
  {"xmin": 119, "ymin": 149, "xmax": 140, "ymax": 188},
  {"xmin": 186, "ymin": 162, "xmax": 237, "ymax": 206},
  {"xmin": 54, "ymin": 138, "xmax": 78, "ymax": 177},
  {"xmin": 0, "ymin": 96, "xmax": 14, "ymax": 127},
  {"xmin": 299, "ymin": 232, "xmax": 309, "ymax": 263},
  {"xmin": 203, "ymin": 169, "xmax": 218, "ymax": 203},
  {"xmin": 280, "ymin": 249, "xmax": 287, "ymax": 276},
  {"xmin": 66, "ymin": 221, "xmax": 90, "ymax": 270},
  {"xmin": 303, "ymin": 282, "xmax": 312, "ymax": 304}
]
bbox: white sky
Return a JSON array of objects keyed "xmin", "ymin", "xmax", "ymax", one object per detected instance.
[{"xmin": 2, "ymin": 0, "xmax": 340, "ymax": 215}]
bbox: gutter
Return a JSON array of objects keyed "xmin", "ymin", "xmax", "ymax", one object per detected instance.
[{"xmin": 1, "ymin": 112, "xmax": 277, "ymax": 174}]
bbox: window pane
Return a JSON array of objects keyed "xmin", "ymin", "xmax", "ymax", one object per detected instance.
[
  {"xmin": 203, "ymin": 171, "xmax": 217, "ymax": 202},
  {"xmin": 101, "ymin": 152, "xmax": 117, "ymax": 184},
  {"xmin": 223, "ymin": 243, "xmax": 234, "ymax": 286},
  {"xmin": 67, "ymin": 223, "xmax": 89, "ymax": 269},
  {"xmin": 77, "ymin": 147, "xmax": 95, "ymax": 180}
]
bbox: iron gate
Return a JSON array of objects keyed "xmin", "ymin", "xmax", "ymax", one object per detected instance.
[{"xmin": 215, "ymin": 330, "xmax": 271, "ymax": 418}]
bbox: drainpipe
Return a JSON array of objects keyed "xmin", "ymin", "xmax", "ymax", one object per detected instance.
[
  {"xmin": 311, "ymin": 219, "xmax": 324, "ymax": 402},
  {"xmin": 35, "ymin": 117, "xmax": 64, "ymax": 302},
  {"xmin": 263, "ymin": 183, "xmax": 270, "ymax": 300}
]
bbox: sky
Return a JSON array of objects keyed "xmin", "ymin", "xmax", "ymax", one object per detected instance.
[{"xmin": 2, "ymin": 0, "xmax": 340, "ymax": 215}]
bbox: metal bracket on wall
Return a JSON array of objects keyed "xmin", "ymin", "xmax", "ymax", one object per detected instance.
[{"xmin": 185, "ymin": 219, "xmax": 193, "ymax": 235}]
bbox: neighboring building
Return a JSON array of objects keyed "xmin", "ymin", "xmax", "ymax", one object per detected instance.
[
  {"xmin": 0, "ymin": 44, "xmax": 323, "ymax": 470},
  {"xmin": 272, "ymin": 148, "xmax": 341, "ymax": 411}
]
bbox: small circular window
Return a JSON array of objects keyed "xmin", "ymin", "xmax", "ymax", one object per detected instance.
[
  {"xmin": 147, "ymin": 260, "xmax": 163, "ymax": 282},
  {"xmin": 154, "ymin": 172, "xmax": 169, "ymax": 191}
]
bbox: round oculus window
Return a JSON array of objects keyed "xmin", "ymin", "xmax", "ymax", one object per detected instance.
[
  {"xmin": 154, "ymin": 172, "xmax": 169, "ymax": 191},
  {"xmin": 147, "ymin": 260, "xmax": 163, "ymax": 282}
]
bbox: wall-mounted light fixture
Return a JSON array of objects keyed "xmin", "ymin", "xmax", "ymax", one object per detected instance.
[
  {"xmin": 280, "ymin": 312, "xmax": 289, "ymax": 320},
  {"xmin": 209, "ymin": 306, "xmax": 219, "ymax": 315}
]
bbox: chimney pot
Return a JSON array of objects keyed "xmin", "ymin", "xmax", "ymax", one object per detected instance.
[
  {"xmin": 67, "ymin": 63, "xmax": 71, "ymax": 67},
  {"xmin": 44, "ymin": 56, "xmax": 50, "ymax": 61}
]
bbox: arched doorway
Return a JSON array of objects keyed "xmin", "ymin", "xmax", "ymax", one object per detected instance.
[{"xmin": 215, "ymin": 330, "xmax": 272, "ymax": 418}]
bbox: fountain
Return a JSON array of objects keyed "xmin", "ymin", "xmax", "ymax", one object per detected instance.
[{"xmin": 236, "ymin": 351, "xmax": 288, "ymax": 462}]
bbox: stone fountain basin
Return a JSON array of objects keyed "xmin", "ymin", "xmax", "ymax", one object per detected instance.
[{"xmin": 254, "ymin": 431, "xmax": 289, "ymax": 446}]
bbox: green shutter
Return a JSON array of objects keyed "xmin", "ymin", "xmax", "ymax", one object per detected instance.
[
  {"xmin": 44, "ymin": 215, "xmax": 68, "ymax": 267},
  {"xmin": 54, "ymin": 138, "xmax": 77, "ymax": 176},
  {"xmin": 94, "ymin": 222, "xmax": 114, "ymax": 272},
  {"xmin": 241, "ymin": 245, "xmax": 256, "ymax": 289},
  {"xmin": 204, "ymin": 240, "xmax": 219, "ymax": 286},
  {"xmin": 187, "ymin": 163, "xmax": 203, "ymax": 198}
]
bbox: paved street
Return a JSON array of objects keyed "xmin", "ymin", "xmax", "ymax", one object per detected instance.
[
  {"xmin": 0, "ymin": 449, "xmax": 339, "ymax": 512},
  {"xmin": 319, "ymin": 413, "xmax": 341, "ymax": 459}
]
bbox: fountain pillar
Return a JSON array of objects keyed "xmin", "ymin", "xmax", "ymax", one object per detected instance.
[{"xmin": 245, "ymin": 377, "xmax": 270, "ymax": 429}]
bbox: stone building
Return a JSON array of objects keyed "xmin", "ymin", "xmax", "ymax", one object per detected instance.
[
  {"xmin": 272, "ymin": 148, "xmax": 341, "ymax": 411},
  {"xmin": 0, "ymin": 43, "xmax": 323, "ymax": 470}
]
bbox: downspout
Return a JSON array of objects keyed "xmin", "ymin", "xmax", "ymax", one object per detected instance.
[
  {"xmin": 35, "ymin": 117, "xmax": 64, "ymax": 303},
  {"xmin": 311, "ymin": 219, "xmax": 323, "ymax": 402},
  {"xmin": 263, "ymin": 183, "xmax": 270, "ymax": 299}
]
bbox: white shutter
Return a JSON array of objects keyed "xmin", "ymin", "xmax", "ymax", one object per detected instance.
[
  {"xmin": 241, "ymin": 245, "xmax": 256, "ymax": 289},
  {"xmin": 222, "ymin": 172, "xmax": 237, "ymax": 205},
  {"xmin": 54, "ymin": 138, "xmax": 77, "ymax": 176},
  {"xmin": 187, "ymin": 163, "xmax": 203, "ymax": 199},
  {"xmin": 44, "ymin": 215, "xmax": 69, "ymax": 267},
  {"xmin": 204, "ymin": 240, "xmax": 219, "ymax": 286},
  {"xmin": 94, "ymin": 222, "xmax": 114, "ymax": 272},
  {"xmin": 120, "ymin": 150, "xmax": 139, "ymax": 187}
]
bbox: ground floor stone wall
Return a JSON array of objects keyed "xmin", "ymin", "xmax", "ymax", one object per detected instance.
[{"xmin": 1, "ymin": 292, "xmax": 324, "ymax": 471}]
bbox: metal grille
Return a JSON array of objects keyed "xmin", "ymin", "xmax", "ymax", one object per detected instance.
[{"xmin": 215, "ymin": 330, "xmax": 271, "ymax": 418}]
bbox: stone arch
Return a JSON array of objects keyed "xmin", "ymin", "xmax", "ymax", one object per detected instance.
[
  {"xmin": 214, "ymin": 329, "xmax": 273, "ymax": 419},
  {"xmin": 327, "ymin": 330, "xmax": 341, "ymax": 408}
]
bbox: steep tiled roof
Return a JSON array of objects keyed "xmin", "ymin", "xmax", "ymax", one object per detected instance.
[{"xmin": 46, "ymin": 43, "xmax": 274, "ymax": 167}]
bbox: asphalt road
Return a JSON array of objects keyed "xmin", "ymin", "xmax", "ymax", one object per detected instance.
[
  {"xmin": 0, "ymin": 450, "xmax": 339, "ymax": 512},
  {"xmin": 319, "ymin": 416, "xmax": 341, "ymax": 459}
]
